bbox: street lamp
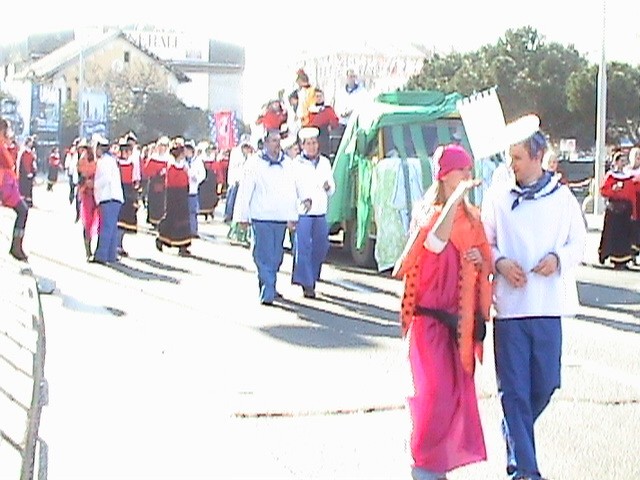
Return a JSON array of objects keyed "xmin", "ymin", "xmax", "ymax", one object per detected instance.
[{"xmin": 593, "ymin": 0, "xmax": 607, "ymax": 216}]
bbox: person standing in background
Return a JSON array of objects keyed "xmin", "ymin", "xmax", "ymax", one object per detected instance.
[
  {"xmin": 92, "ymin": 136, "xmax": 123, "ymax": 264},
  {"xmin": 46, "ymin": 146, "xmax": 61, "ymax": 191},
  {"xmin": 185, "ymin": 140, "xmax": 206, "ymax": 239},
  {"xmin": 18, "ymin": 136, "xmax": 37, "ymax": 207}
]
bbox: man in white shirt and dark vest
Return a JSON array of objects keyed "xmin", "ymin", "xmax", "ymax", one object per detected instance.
[
  {"xmin": 291, "ymin": 127, "xmax": 335, "ymax": 298},
  {"xmin": 234, "ymin": 129, "xmax": 300, "ymax": 305},
  {"xmin": 481, "ymin": 115, "xmax": 586, "ymax": 480}
]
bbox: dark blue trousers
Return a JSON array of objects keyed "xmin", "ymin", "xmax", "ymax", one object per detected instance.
[
  {"xmin": 251, "ymin": 220, "xmax": 287, "ymax": 303},
  {"xmin": 494, "ymin": 317, "xmax": 562, "ymax": 480},
  {"xmin": 292, "ymin": 214, "xmax": 329, "ymax": 289},
  {"xmin": 95, "ymin": 200, "xmax": 122, "ymax": 262},
  {"xmin": 188, "ymin": 194, "xmax": 199, "ymax": 236}
]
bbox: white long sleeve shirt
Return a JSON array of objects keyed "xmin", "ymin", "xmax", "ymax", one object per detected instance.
[
  {"xmin": 227, "ymin": 146, "xmax": 249, "ymax": 186},
  {"xmin": 65, "ymin": 151, "xmax": 79, "ymax": 183},
  {"xmin": 233, "ymin": 151, "xmax": 299, "ymax": 223},
  {"xmin": 481, "ymin": 183, "xmax": 586, "ymax": 319},
  {"xmin": 187, "ymin": 155, "xmax": 206, "ymax": 195},
  {"xmin": 294, "ymin": 154, "xmax": 335, "ymax": 215},
  {"xmin": 130, "ymin": 147, "xmax": 142, "ymax": 183},
  {"xmin": 94, "ymin": 153, "xmax": 124, "ymax": 204}
]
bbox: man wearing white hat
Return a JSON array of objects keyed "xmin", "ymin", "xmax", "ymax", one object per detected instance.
[
  {"xmin": 291, "ymin": 126, "xmax": 335, "ymax": 298},
  {"xmin": 481, "ymin": 114, "xmax": 586, "ymax": 480}
]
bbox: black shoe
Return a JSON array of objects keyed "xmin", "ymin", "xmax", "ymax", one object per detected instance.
[
  {"xmin": 275, "ymin": 291, "xmax": 284, "ymax": 300},
  {"xmin": 155, "ymin": 238, "xmax": 163, "ymax": 252},
  {"xmin": 90, "ymin": 257, "xmax": 107, "ymax": 265},
  {"xmin": 9, "ymin": 238, "xmax": 28, "ymax": 262},
  {"xmin": 178, "ymin": 247, "xmax": 192, "ymax": 257},
  {"xmin": 118, "ymin": 248, "xmax": 129, "ymax": 257},
  {"xmin": 302, "ymin": 287, "xmax": 316, "ymax": 299},
  {"xmin": 9, "ymin": 247, "xmax": 28, "ymax": 262}
]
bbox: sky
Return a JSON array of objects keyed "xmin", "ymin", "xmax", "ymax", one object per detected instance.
[{"xmin": 3, "ymin": 0, "xmax": 639, "ymax": 119}]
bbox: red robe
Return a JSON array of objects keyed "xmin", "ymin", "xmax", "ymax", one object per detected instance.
[
  {"xmin": 49, "ymin": 153, "xmax": 61, "ymax": 168},
  {"xmin": 601, "ymin": 171, "xmax": 640, "ymax": 220},
  {"xmin": 256, "ymin": 109, "xmax": 288, "ymax": 131},
  {"xmin": 20, "ymin": 149, "xmax": 36, "ymax": 176},
  {"xmin": 157, "ymin": 162, "xmax": 191, "ymax": 247}
]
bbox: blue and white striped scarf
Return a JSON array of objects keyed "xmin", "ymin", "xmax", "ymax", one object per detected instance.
[{"xmin": 510, "ymin": 171, "xmax": 561, "ymax": 210}]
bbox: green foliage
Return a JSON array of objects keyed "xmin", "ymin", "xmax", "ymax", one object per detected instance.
[{"xmin": 406, "ymin": 26, "xmax": 640, "ymax": 149}]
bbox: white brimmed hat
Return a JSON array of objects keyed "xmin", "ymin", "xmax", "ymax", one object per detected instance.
[
  {"xmin": 298, "ymin": 126, "xmax": 320, "ymax": 141},
  {"xmin": 504, "ymin": 114, "xmax": 540, "ymax": 146}
]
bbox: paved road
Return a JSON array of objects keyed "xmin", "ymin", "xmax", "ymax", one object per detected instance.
[{"xmin": 0, "ymin": 180, "xmax": 638, "ymax": 479}]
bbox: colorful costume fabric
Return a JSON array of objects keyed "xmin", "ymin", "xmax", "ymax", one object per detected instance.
[{"xmin": 393, "ymin": 201, "xmax": 491, "ymax": 474}]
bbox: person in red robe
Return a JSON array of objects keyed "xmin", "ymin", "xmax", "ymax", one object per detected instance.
[
  {"xmin": 197, "ymin": 142, "xmax": 218, "ymax": 221},
  {"xmin": 77, "ymin": 139, "xmax": 99, "ymax": 260},
  {"xmin": 307, "ymin": 88, "xmax": 340, "ymax": 158},
  {"xmin": 598, "ymin": 151, "xmax": 640, "ymax": 269},
  {"xmin": 116, "ymin": 139, "xmax": 139, "ymax": 257},
  {"xmin": 393, "ymin": 145, "xmax": 490, "ymax": 480},
  {"xmin": 0, "ymin": 119, "xmax": 30, "ymax": 260},
  {"xmin": 143, "ymin": 136, "xmax": 171, "ymax": 227},
  {"xmin": 18, "ymin": 136, "xmax": 37, "ymax": 207},
  {"xmin": 46, "ymin": 146, "xmax": 61, "ymax": 191},
  {"xmin": 155, "ymin": 138, "xmax": 192, "ymax": 256}
]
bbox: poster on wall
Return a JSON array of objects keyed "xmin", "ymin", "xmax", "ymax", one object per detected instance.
[
  {"xmin": 210, "ymin": 111, "xmax": 240, "ymax": 151},
  {"xmin": 30, "ymin": 84, "xmax": 61, "ymax": 138},
  {"xmin": 30, "ymin": 83, "xmax": 61, "ymax": 168},
  {"xmin": 80, "ymin": 90, "xmax": 109, "ymax": 140}
]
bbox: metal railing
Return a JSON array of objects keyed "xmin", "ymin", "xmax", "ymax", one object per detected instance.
[{"xmin": 0, "ymin": 264, "xmax": 48, "ymax": 480}]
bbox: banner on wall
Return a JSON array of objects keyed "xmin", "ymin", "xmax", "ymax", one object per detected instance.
[
  {"xmin": 30, "ymin": 84, "xmax": 61, "ymax": 168},
  {"xmin": 210, "ymin": 111, "xmax": 240, "ymax": 151},
  {"xmin": 80, "ymin": 89, "xmax": 109, "ymax": 139}
]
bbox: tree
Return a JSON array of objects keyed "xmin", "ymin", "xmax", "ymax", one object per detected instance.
[
  {"xmin": 75, "ymin": 61, "xmax": 211, "ymax": 144},
  {"xmin": 405, "ymin": 27, "xmax": 615, "ymax": 149}
]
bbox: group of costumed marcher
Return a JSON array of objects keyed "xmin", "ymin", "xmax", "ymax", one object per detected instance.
[
  {"xmin": 233, "ymin": 126, "xmax": 335, "ymax": 304},
  {"xmin": 598, "ymin": 147, "xmax": 640, "ymax": 269},
  {"xmin": 51, "ymin": 132, "xmax": 219, "ymax": 264}
]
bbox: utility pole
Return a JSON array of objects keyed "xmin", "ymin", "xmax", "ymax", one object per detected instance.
[
  {"xmin": 78, "ymin": 39, "xmax": 84, "ymax": 139},
  {"xmin": 593, "ymin": 0, "xmax": 607, "ymax": 216}
]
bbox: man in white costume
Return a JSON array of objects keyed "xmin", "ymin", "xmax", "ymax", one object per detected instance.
[{"xmin": 481, "ymin": 114, "xmax": 586, "ymax": 480}]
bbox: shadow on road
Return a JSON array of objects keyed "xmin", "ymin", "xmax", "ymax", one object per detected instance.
[
  {"xmin": 258, "ymin": 296, "xmax": 400, "ymax": 349},
  {"xmin": 577, "ymin": 282, "xmax": 640, "ymax": 319},
  {"xmin": 183, "ymin": 253, "xmax": 251, "ymax": 272},
  {"xmin": 59, "ymin": 293, "xmax": 120, "ymax": 316},
  {"xmin": 319, "ymin": 292, "xmax": 399, "ymax": 324},
  {"xmin": 107, "ymin": 262, "xmax": 180, "ymax": 284},
  {"xmin": 573, "ymin": 314, "xmax": 640, "ymax": 334},
  {"xmin": 131, "ymin": 257, "xmax": 191, "ymax": 274}
]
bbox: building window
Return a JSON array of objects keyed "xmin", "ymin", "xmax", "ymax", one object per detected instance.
[
  {"xmin": 124, "ymin": 51, "xmax": 130, "ymax": 63},
  {"xmin": 66, "ymin": 87, "xmax": 72, "ymax": 101}
]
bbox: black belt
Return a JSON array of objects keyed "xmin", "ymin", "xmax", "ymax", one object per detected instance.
[{"xmin": 414, "ymin": 306, "xmax": 487, "ymax": 342}]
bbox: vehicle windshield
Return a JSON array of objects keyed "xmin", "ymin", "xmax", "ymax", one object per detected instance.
[{"xmin": 380, "ymin": 118, "xmax": 466, "ymax": 157}]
